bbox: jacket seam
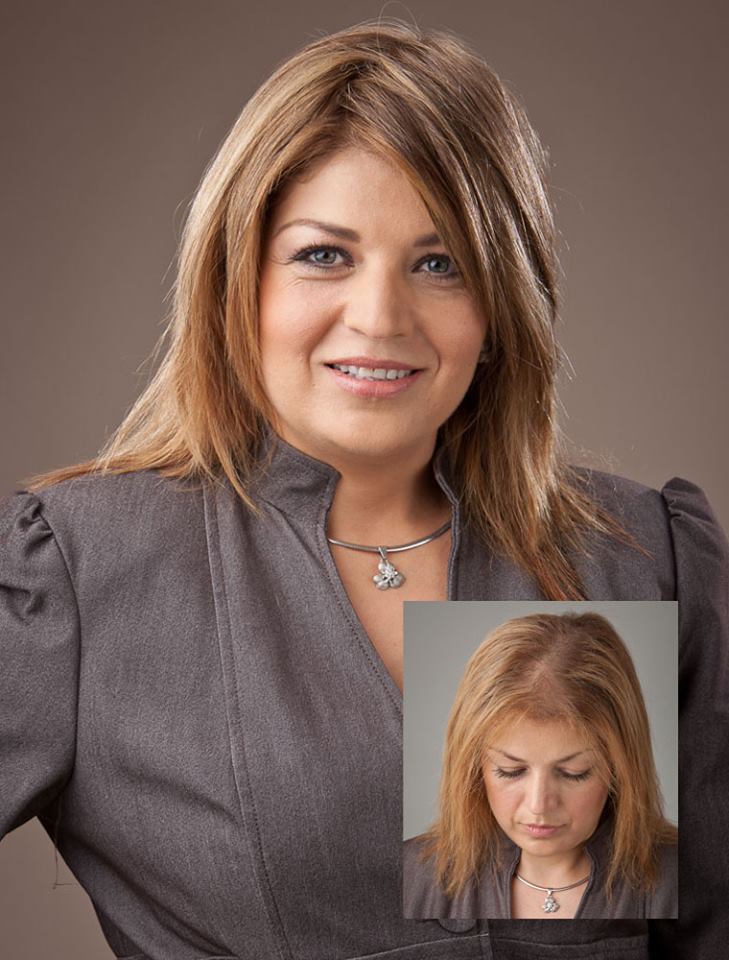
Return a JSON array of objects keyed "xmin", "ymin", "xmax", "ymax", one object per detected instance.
[{"xmin": 202, "ymin": 485, "xmax": 294, "ymax": 960}]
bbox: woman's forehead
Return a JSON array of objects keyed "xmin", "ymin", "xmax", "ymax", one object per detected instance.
[
  {"xmin": 266, "ymin": 145, "xmax": 437, "ymax": 239},
  {"xmin": 485, "ymin": 716, "xmax": 593, "ymax": 764}
]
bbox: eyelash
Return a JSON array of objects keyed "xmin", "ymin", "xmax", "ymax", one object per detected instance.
[
  {"xmin": 288, "ymin": 244, "xmax": 460, "ymax": 282},
  {"xmin": 493, "ymin": 768, "xmax": 593, "ymax": 783}
]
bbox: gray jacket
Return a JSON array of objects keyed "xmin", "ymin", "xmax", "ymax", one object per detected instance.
[
  {"xmin": 1, "ymin": 438, "xmax": 727, "ymax": 960},
  {"xmin": 403, "ymin": 812, "xmax": 678, "ymax": 919}
]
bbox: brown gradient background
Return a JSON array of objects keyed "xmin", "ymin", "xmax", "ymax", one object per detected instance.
[{"xmin": 1, "ymin": 1, "xmax": 727, "ymax": 955}]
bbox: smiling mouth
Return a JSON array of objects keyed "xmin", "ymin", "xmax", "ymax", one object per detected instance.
[{"xmin": 326, "ymin": 363, "xmax": 417, "ymax": 381}]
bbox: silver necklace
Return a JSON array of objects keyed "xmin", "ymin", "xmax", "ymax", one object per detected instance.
[
  {"xmin": 327, "ymin": 520, "xmax": 451, "ymax": 590},
  {"xmin": 515, "ymin": 872, "xmax": 590, "ymax": 914}
]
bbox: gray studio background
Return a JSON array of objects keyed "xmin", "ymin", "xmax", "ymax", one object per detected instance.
[
  {"xmin": 404, "ymin": 601, "xmax": 678, "ymax": 839},
  {"xmin": 1, "ymin": 1, "xmax": 725, "ymax": 956}
]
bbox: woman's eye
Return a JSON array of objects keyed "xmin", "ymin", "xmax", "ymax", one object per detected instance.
[
  {"xmin": 494, "ymin": 767, "xmax": 525, "ymax": 780},
  {"xmin": 288, "ymin": 245, "xmax": 459, "ymax": 280},
  {"xmin": 558, "ymin": 769, "xmax": 592, "ymax": 783},
  {"xmin": 290, "ymin": 244, "xmax": 350, "ymax": 268},
  {"xmin": 419, "ymin": 253, "xmax": 460, "ymax": 281}
]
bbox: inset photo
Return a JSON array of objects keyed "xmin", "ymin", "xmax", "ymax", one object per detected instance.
[{"xmin": 403, "ymin": 601, "xmax": 678, "ymax": 920}]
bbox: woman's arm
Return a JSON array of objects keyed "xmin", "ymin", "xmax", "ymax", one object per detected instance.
[
  {"xmin": 649, "ymin": 479, "xmax": 729, "ymax": 956},
  {"xmin": 0, "ymin": 492, "xmax": 80, "ymax": 836}
]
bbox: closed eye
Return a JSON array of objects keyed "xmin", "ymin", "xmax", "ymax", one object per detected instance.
[
  {"xmin": 558, "ymin": 769, "xmax": 593, "ymax": 782},
  {"xmin": 492, "ymin": 767, "xmax": 593, "ymax": 782},
  {"xmin": 494, "ymin": 767, "xmax": 526, "ymax": 780}
]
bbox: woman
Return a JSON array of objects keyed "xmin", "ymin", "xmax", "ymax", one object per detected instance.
[
  {"xmin": 404, "ymin": 611, "xmax": 678, "ymax": 919},
  {"xmin": 0, "ymin": 18, "xmax": 726, "ymax": 960}
]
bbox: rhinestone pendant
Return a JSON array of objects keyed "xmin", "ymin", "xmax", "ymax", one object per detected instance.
[
  {"xmin": 542, "ymin": 891, "xmax": 559, "ymax": 913},
  {"xmin": 373, "ymin": 548, "xmax": 405, "ymax": 590}
]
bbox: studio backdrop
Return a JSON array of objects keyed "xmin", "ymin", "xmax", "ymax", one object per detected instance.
[{"xmin": 1, "ymin": 2, "xmax": 725, "ymax": 956}]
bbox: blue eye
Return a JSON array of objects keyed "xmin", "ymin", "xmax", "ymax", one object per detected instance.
[
  {"xmin": 288, "ymin": 245, "xmax": 460, "ymax": 281},
  {"xmin": 290, "ymin": 244, "xmax": 349, "ymax": 267},
  {"xmin": 308, "ymin": 249, "xmax": 339, "ymax": 265},
  {"xmin": 420, "ymin": 253, "xmax": 459, "ymax": 280}
]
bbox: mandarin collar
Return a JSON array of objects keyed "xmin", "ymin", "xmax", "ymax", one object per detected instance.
[{"xmin": 249, "ymin": 432, "xmax": 461, "ymax": 527}]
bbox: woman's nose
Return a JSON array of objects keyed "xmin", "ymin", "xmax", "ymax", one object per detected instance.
[
  {"xmin": 526, "ymin": 775, "xmax": 559, "ymax": 816},
  {"xmin": 342, "ymin": 268, "xmax": 415, "ymax": 340}
]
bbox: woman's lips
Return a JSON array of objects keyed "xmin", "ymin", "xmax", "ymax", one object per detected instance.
[
  {"xmin": 324, "ymin": 359, "xmax": 423, "ymax": 398},
  {"xmin": 521, "ymin": 823, "xmax": 563, "ymax": 838}
]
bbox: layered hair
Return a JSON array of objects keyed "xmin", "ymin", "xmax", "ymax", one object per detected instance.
[
  {"xmin": 422, "ymin": 612, "xmax": 677, "ymax": 898},
  {"xmin": 30, "ymin": 19, "xmax": 626, "ymax": 598}
]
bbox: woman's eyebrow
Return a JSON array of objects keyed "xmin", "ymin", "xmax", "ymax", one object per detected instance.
[
  {"xmin": 493, "ymin": 749, "xmax": 587, "ymax": 764},
  {"xmin": 272, "ymin": 217, "xmax": 441, "ymax": 247}
]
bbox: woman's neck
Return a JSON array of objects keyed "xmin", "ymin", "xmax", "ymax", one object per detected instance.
[
  {"xmin": 323, "ymin": 442, "xmax": 451, "ymax": 546},
  {"xmin": 516, "ymin": 846, "xmax": 591, "ymax": 888}
]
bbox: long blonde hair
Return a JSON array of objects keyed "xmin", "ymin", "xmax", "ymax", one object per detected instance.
[
  {"xmin": 29, "ymin": 19, "xmax": 627, "ymax": 598},
  {"xmin": 422, "ymin": 612, "xmax": 677, "ymax": 898}
]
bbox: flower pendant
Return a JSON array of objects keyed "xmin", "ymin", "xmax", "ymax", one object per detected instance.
[
  {"xmin": 542, "ymin": 892, "xmax": 559, "ymax": 913},
  {"xmin": 373, "ymin": 549, "xmax": 405, "ymax": 590}
]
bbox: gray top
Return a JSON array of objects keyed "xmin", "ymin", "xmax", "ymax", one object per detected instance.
[
  {"xmin": 404, "ymin": 813, "xmax": 678, "ymax": 919},
  {"xmin": 1, "ymin": 437, "xmax": 727, "ymax": 960}
]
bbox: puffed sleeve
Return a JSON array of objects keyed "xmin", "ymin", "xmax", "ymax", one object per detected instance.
[
  {"xmin": 649, "ymin": 479, "xmax": 729, "ymax": 957},
  {"xmin": 0, "ymin": 492, "xmax": 80, "ymax": 836}
]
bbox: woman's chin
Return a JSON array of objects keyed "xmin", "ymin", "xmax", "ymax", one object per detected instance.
[{"xmin": 277, "ymin": 421, "xmax": 438, "ymax": 467}]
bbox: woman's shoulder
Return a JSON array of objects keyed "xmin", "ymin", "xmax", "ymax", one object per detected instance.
[
  {"xmin": 402, "ymin": 835, "xmax": 451, "ymax": 919},
  {"xmin": 403, "ymin": 834, "xmax": 436, "ymax": 876},
  {"xmin": 28, "ymin": 466, "xmax": 200, "ymax": 511},
  {"xmin": 403, "ymin": 836, "xmax": 506, "ymax": 920},
  {"xmin": 648, "ymin": 840, "xmax": 678, "ymax": 919},
  {"xmin": 6, "ymin": 468, "xmax": 202, "ymax": 526},
  {"xmin": 0, "ymin": 469, "xmax": 208, "ymax": 579},
  {"xmin": 570, "ymin": 467, "xmax": 727, "ymax": 599},
  {"xmin": 573, "ymin": 467, "xmax": 718, "ymax": 536}
]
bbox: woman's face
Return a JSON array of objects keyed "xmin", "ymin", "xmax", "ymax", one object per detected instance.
[
  {"xmin": 482, "ymin": 717, "xmax": 609, "ymax": 860},
  {"xmin": 257, "ymin": 146, "xmax": 486, "ymax": 465}
]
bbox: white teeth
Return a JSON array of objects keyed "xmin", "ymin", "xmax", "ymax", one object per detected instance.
[{"xmin": 331, "ymin": 363, "xmax": 414, "ymax": 380}]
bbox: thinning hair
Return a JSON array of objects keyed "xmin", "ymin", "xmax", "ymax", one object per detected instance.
[
  {"xmin": 30, "ymin": 19, "xmax": 628, "ymax": 598},
  {"xmin": 422, "ymin": 612, "xmax": 676, "ymax": 898}
]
